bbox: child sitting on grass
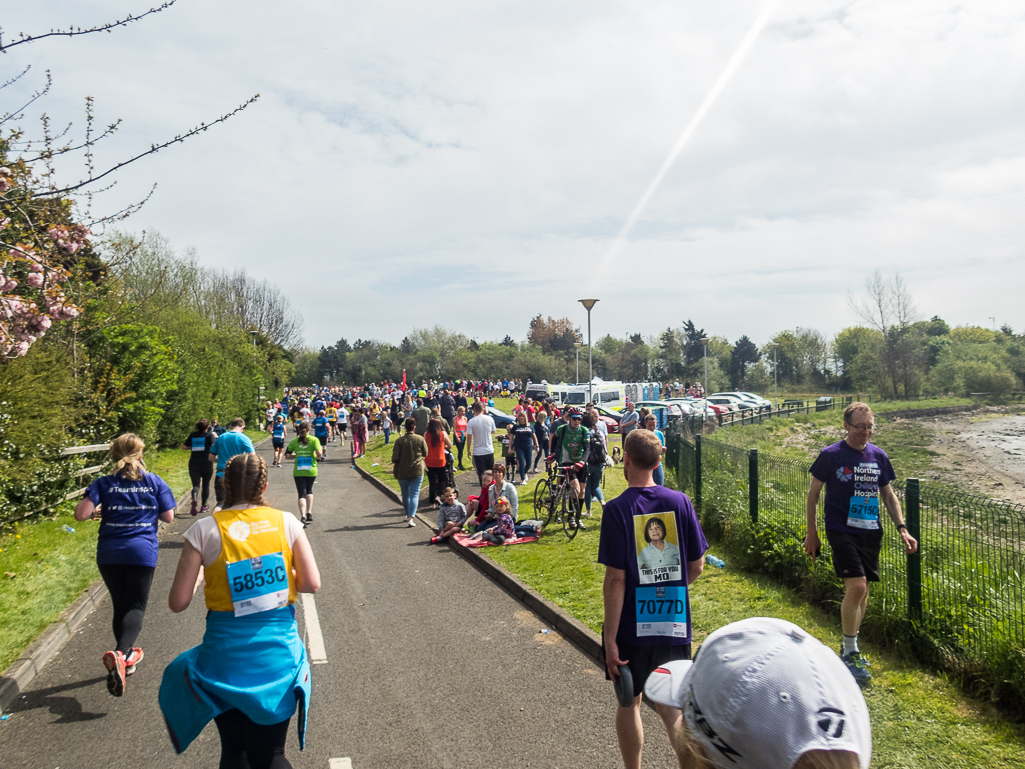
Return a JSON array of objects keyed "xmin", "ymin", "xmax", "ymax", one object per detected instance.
[
  {"xmin": 470, "ymin": 496, "xmax": 515, "ymax": 545},
  {"xmin": 430, "ymin": 487, "xmax": 467, "ymax": 544},
  {"xmin": 465, "ymin": 469, "xmax": 492, "ymax": 529}
]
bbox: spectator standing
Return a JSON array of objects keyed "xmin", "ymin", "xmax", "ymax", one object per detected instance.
[
  {"xmin": 642, "ymin": 414, "xmax": 667, "ymax": 486},
  {"xmin": 412, "ymin": 399, "xmax": 431, "ymax": 436},
  {"xmin": 424, "ymin": 418, "xmax": 453, "ymax": 507},
  {"xmin": 439, "ymin": 389, "xmax": 457, "ymax": 424},
  {"xmin": 599, "ymin": 429, "xmax": 708, "ymax": 769},
  {"xmin": 532, "ymin": 409, "xmax": 550, "ymax": 472},
  {"xmin": 466, "ymin": 401, "xmax": 497, "ymax": 484},
  {"xmin": 452, "ymin": 406, "xmax": 468, "ymax": 470},
  {"xmin": 803, "ymin": 402, "xmax": 917, "ymax": 685},
  {"xmin": 511, "ymin": 412, "xmax": 539, "ymax": 485},
  {"xmin": 392, "ymin": 417, "xmax": 428, "ymax": 527},
  {"xmin": 619, "ymin": 402, "xmax": 639, "ymax": 438}
]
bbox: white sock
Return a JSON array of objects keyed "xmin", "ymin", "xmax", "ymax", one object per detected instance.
[{"xmin": 842, "ymin": 634, "xmax": 859, "ymax": 656}]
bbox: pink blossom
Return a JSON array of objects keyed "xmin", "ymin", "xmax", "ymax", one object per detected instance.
[{"xmin": 26, "ymin": 273, "xmax": 44, "ymax": 288}]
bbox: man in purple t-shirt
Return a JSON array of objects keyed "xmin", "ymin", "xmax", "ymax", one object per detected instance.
[
  {"xmin": 599, "ymin": 429, "xmax": 707, "ymax": 769},
  {"xmin": 804, "ymin": 401, "xmax": 918, "ymax": 685}
]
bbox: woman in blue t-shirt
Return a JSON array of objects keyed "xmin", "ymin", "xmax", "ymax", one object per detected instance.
[{"xmin": 74, "ymin": 433, "xmax": 177, "ymax": 697}]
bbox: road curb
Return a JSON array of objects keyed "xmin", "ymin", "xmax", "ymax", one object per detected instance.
[
  {"xmin": 351, "ymin": 460, "xmax": 603, "ymax": 664},
  {"xmin": 0, "ymin": 488, "xmax": 192, "ymax": 715}
]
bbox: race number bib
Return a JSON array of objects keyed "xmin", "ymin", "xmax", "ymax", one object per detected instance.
[
  {"xmin": 296, "ymin": 455, "xmax": 313, "ymax": 471},
  {"xmin": 636, "ymin": 586, "xmax": 689, "ymax": 638},
  {"xmin": 226, "ymin": 552, "xmax": 289, "ymax": 617},
  {"xmin": 191, "ymin": 437, "xmax": 206, "ymax": 452},
  {"xmin": 847, "ymin": 496, "xmax": 880, "ymax": 530}
]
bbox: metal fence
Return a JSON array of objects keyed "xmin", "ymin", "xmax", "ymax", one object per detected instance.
[{"xmin": 666, "ymin": 432, "xmax": 1025, "ymax": 700}]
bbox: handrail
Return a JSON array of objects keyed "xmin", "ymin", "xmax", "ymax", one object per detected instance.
[{"xmin": 61, "ymin": 443, "xmax": 111, "ymax": 456}]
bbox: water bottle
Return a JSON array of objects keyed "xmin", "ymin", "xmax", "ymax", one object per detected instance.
[
  {"xmin": 705, "ymin": 553, "xmax": 725, "ymax": 569},
  {"xmin": 61, "ymin": 524, "xmax": 76, "ymax": 533}
]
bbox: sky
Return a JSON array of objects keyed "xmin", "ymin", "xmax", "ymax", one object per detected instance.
[{"xmin": 4, "ymin": 1, "xmax": 1025, "ymax": 350}]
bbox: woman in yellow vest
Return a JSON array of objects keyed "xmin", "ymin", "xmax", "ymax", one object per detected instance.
[{"xmin": 160, "ymin": 453, "xmax": 321, "ymax": 768}]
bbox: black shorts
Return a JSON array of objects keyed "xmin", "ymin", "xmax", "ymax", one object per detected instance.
[
  {"xmin": 294, "ymin": 476, "xmax": 316, "ymax": 496},
  {"xmin": 338, "ymin": 423, "xmax": 348, "ymax": 433},
  {"xmin": 272, "ymin": 440, "xmax": 284, "ymax": 449},
  {"xmin": 826, "ymin": 527, "xmax": 883, "ymax": 582},
  {"xmin": 601, "ymin": 634, "xmax": 692, "ymax": 692},
  {"xmin": 561, "ymin": 463, "xmax": 587, "ymax": 485}
]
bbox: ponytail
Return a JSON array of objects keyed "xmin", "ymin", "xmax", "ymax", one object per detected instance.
[
  {"xmin": 110, "ymin": 433, "xmax": 146, "ymax": 481},
  {"xmin": 298, "ymin": 421, "xmax": 310, "ymax": 446}
]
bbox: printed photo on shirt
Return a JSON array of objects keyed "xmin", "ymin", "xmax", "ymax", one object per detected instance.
[{"xmin": 634, "ymin": 513, "xmax": 682, "ymax": 584}]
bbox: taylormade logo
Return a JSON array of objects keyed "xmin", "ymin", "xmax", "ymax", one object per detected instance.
[{"xmin": 689, "ymin": 687, "xmax": 742, "ymax": 763}]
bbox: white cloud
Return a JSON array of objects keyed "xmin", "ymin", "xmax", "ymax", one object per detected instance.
[{"xmin": 4, "ymin": 0, "xmax": 1025, "ymax": 347}]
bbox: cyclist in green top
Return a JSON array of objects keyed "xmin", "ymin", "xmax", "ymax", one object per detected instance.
[
  {"xmin": 285, "ymin": 422, "xmax": 324, "ymax": 527},
  {"xmin": 552, "ymin": 409, "xmax": 591, "ymax": 506}
]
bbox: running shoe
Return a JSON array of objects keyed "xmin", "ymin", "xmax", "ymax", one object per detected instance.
[
  {"xmin": 305, "ymin": 512, "xmax": 313, "ymax": 522},
  {"xmin": 407, "ymin": 518, "xmax": 416, "ymax": 527},
  {"xmin": 189, "ymin": 499, "xmax": 198, "ymax": 517},
  {"xmin": 124, "ymin": 647, "xmax": 144, "ymax": 675},
  {"xmin": 103, "ymin": 650, "xmax": 126, "ymax": 697},
  {"xmin": 840, "ymin": 652, "xmax": 872, "ymax": 685},
  {"xmin": 200, "ymin": 505, "xmax": 209, "ymax": 514}
]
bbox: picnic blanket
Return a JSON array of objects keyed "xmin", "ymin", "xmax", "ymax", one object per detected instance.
[{"xmin": 453, "ymin": 532, "xmax": 538, "ymax": 548}]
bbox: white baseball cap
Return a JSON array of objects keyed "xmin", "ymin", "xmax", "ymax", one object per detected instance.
[{"xmin": 644, "ymin": 617, "xmax": 871, "ymax": 769}]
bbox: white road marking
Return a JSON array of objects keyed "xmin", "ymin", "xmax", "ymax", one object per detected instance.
[
  {"xmin": 301, "ymin": 593, "xmax": 328, "ymax": 664},
  {"xmin": 329, "ymin": 758, "xmax": 353, "ymax": 768}
]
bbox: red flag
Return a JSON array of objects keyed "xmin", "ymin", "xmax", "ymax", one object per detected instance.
[{"xmin": 401, "ymin": 369, "xmax": 407, "ymax": 391}]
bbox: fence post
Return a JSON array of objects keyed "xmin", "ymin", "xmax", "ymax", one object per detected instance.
[
  {"xmin": 906, "ymin": 478, "xmax": 922, "ymax": 622},
  {"xmin": 694, "ymin": 434, "xmax": 703, "ymax": 515},
  {"xmin": 749, "ymin": 448, "xmax": 758, "ymax": 523}
]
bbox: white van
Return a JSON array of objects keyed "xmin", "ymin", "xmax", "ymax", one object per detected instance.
[
  {"xmin": 525, "ymin": 381, "xmax": 572, "ymax": 404},
  {"xmin": 561, "ymin": 379, "xmax": 620, "ymax": 410}
]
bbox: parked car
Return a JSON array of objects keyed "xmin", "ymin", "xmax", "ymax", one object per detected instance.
[
  {"xmin": 634, "ymin": 400, "xmax": 686, "ymax": 429},
  {"xmin": 486, "ymin": 406, "xmax": 516, "ymax": 427},
  {"xmin": 722, "ymin": 391, "xmax": 772, "ymax": 411},
  {"xmin": 593, "ymin": 405, "xmax": 622, "ymax": 433},
  {"xmin": 708, "ymin": 393, "xmax": 758, "ymax": 411},
  {"xmin": 705, "ymin": 396, "xmax": 743, "ymax": 412},
  {"xmin": 683, "ymin": 398, "xmax": 730, "ymax": 416}
]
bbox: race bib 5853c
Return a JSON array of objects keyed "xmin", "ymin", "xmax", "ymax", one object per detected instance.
[{"xmin": 225, "ymin": 552, "xmax": 289, "ymax": 617}]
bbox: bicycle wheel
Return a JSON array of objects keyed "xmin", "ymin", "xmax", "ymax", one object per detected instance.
[
  {"xmin": 561, "ymin": 483, "xmax": 581, "ymax": 540},
  {"xmin": 533, "ymin": 478, "xmax": 553, "ymax": 526}
]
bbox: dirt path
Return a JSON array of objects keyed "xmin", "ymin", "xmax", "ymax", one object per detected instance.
[{"xmin": 921, "ymin": 408, "xmax": 1025, "ymax": 506}]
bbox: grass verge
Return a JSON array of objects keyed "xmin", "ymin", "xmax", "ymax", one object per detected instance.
[
  {"xmin": 0, "ymin": 428, "xmax": 266, "ymax": 672},
  {"xmin": 356, "ymin": 404, "xmax": 1025, "ymax": 767}
]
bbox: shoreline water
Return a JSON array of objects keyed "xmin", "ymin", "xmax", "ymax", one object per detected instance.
[{"xmin": 924, "ymin": 411, "xmax": 1025, "ymax": 506}]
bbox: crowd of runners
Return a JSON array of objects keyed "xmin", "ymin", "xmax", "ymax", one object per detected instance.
[{"xmin": 68, "ymin": 377, "xmax": 904, "ymax": 769}]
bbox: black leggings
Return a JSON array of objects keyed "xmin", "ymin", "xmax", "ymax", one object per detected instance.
[
  {"xmin": 97, "ymin": 563, "xmax": 155, "ymax": 655},
  {"xmin": 426, "ymin": 465, "xmax": 448, "ymax": 505},
  {"xmin": 189, "ymin": 463, "xmax": 213, "ymax": 506},
  {"xmin": 453, "ymin": 437, "xmax": 466, "ymax": 467},
  {"xmin": 214, "ymin": 708, "xmax": 292, "ymax": 769}
]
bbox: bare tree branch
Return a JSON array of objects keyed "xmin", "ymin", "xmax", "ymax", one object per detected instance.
[
  {"xmin": 0, "ymin": 2, "xmax": 178, "ymax": 53},
  {"xmin": 31, "ymin": 96, "xmax": 259, "ymax": 197}
]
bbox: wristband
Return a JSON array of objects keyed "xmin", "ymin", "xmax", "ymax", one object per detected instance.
[{"xmin": 896, "ymin": 524, "xmax": 908, "ymax": 532}]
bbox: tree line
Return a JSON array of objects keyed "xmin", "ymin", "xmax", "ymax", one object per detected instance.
[{"xmin": 297, "ymin": 280, "xmax": 1024, "ymax": 399}]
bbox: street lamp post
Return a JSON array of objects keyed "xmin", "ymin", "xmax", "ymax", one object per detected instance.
[
  {"xmin": 770, "ymin": 342, "xmax": 779, "ymax": 410},
  {"xmin": 574, "ymin": 342, "xmax": 582, "ymax": 383},
  {"xmin": 700, "ymin": 337, "xmax": 710, "ymax": 396},
  {"xmin": 578, "ymin": 299, "xmax": 599, "ymax": 404}
]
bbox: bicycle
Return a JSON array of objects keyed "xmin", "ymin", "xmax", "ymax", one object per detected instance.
[{"xmin": 533, "ymin": 456, "xmax": 583, "ymax": 539}]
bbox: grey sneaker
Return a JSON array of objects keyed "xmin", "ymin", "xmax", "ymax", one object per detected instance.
[{"xmin": 841, "ymin": 652, "xmax": 872, "ymax": 685}]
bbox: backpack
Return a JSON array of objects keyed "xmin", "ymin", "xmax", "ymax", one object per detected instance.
[{"xmin": 588, "ymin": 428, "xmax": 607, "ymax": 466}]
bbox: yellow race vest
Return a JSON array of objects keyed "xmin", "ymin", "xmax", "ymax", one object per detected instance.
[{"xmin": 204, "ymin": 506, "xmax": 298, "ymax": 613}]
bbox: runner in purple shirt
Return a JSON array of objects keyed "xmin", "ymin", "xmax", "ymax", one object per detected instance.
[
  {"xmin": 804, "ymin": 401, "xmax": 918, "ymax": 686},
  {"xmin": 74, "ymin": 433, "xmax": 177, "ymax": 698}
]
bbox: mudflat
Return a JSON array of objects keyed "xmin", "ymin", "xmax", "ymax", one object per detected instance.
[{"xmin": 925, "ymin": 409, "xmax": 1025, "ymax": 505}]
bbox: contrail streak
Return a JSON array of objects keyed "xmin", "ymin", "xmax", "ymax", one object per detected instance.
[{"xmin": 588, "ymin": 0, "xmax": 780, "ymax": 291}]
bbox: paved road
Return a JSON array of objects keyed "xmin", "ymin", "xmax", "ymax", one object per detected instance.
[{"xmin": 0, "ymin": 440, "xmax": 679, "ymax": 768}]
